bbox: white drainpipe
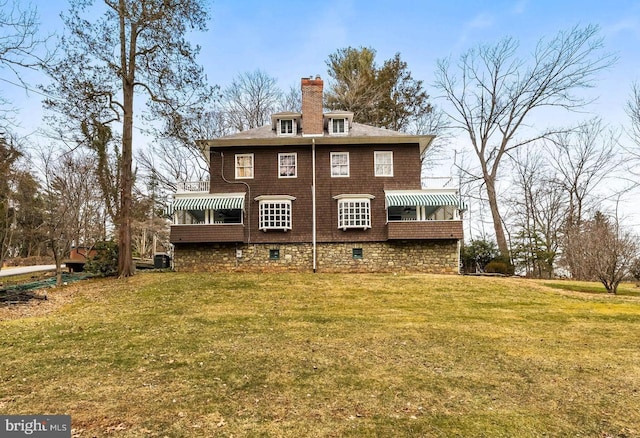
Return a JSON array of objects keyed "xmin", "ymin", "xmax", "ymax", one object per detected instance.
[{"xmin": 312, "ymin": 138, "xmax": 317, "ymax": 272}]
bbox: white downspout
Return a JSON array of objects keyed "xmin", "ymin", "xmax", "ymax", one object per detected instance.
[{"xmin": 312, "ymin": 138, "xmax": 317, "ymax": 272}]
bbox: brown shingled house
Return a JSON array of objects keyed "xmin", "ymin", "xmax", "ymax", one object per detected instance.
[{"xmin": 168, "ymin": 76, "xmax": 464, "ymax": 273}]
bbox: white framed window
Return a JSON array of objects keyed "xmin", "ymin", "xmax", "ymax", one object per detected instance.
[
  {"xmin": 278, "ymin": 119, "xmax": 296, "ymax": 136},
  {"xmin": 331, "ymin": 152, "xmax": 350, "ymax": 177},
  {"xmin": 330, "ymin": 118, "xmax": 347, "ymax": 135},
  {"xmin": 258, "ymin": 200, "xmax": 292, "ymax": 231},
  {"xmin": 337, "ymin": 198, "xmax": 371, "ymax": 230},
  {"xmin": 374, "ymin": 151, "xmax": 393, "ymax": 177},
  {"xmin": 278, "ymin": 153, "xmax": 297, "ymax": 178},
  {"xmin": 235, "ymin": 153, "xmax": 254, "ymax": 179}
]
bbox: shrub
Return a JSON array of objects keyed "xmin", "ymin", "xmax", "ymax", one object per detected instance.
[
  {"xmin": 85, "ymin": 240, "xmax": 118, "ymax": 276},
  {"xmin": 631, "ymin": 258, "xmax": 640, "ymax": 285},
  {"xmin": 485, "ymin": 255, "xmax": 515, "ymax": 276},
  {"xmin": 461, "ymin": 239, "xmax": 499, "ymax": 273}
]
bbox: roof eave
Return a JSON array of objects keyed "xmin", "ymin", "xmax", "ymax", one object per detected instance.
[{"xmin": 201, "ymin": 134, "xmax": 435, "ymax": 150}]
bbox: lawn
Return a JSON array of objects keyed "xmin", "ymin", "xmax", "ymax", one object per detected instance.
[{"xmin": 1, "ymin": 272, "xmax": 639, "ymax": 437}]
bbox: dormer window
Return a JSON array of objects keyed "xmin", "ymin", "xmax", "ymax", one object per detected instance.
[
  {"xmin": 271, "ymin": 112, "xmax": 301, "ymax": 136},
  {"xmin": 278, "ymin": 118, "xmax": 296, "ymax": 136},
  {"xmin": 324, "ymin": 112, "xmax": 353, "ymax": 135},
  {"xmin": 330, "ymin": 118, "xmax": 347, "ymax": 135}
]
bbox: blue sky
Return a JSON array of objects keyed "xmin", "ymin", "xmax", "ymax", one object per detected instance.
[
  {"xmin": 205, "ymin": 0, "xmax": 639, "ymax": 126},
  {"xmin": 8, "ymin": 0, "xmax": 640, "ymax": 138}
]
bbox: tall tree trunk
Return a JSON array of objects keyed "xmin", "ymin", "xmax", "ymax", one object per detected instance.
[
  {"xmin": 118, "ymin": 82, "xmax": 134, "ymax": 277},
  {"xmin": 54, "ymin": 248, "xmax": 63, "ymax": 286},
  {"xmin": 117, "ymin": 1, "xmax": 134, "ymax": 278},
  {"xmin": 485, "ymin": 176, "xmax": 509, "ymax": 257}
]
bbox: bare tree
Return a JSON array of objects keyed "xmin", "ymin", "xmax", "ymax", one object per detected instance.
[
  {"xmin": 0, "ymin": 0, "xmax": 52, "ymax": 128},
  {"xmin": 39, "ymin": 148, "xmax": 105, "ymax": 285},
  {"xmin": 568, "ymin": 211, "xmax": 638, "ymax": 294},
  {"xmin": 434, "ymin": 25, "xmax": 615, "ymax": 256},
  {"xmin": 0, "ymin": 135, "xmax": 22, "ymax": 270},
  {"xmin": 546, "ymin": 119, "xmax": 620, "ymax": 227},
  {"xmin": 628, "ymin": 82, "xmax": 640, "ymax": 149},
  {"xmin": 222, "ymin": 70, "xmax": 283, "ymax": 132},
  {"xmin": 43, "ymin": 0, "xmax": 215, "ymax": 277},
  {"xmin": 508, "ymin": 149, "xmax": 566, "ymax": 278},
  {"xmin": 411, "ymin": 105, "xmax": 453, "ymax": 174},
  {"xmin": 626, "ymin": 82, "xmax": 640, "ymax": 184},
  {"xmin": 543, "ymin": 119, "xmax": 621, "ymax": 277},
  {"xmin": 278, "ymin": 85, "xmax": 302, "ymax": 113}
]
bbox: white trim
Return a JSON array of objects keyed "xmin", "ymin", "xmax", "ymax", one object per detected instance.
[
  {"xmin": 330, "ymin": 117, "xmax": 348, "ymax": 135},
  {"xmin": 258, "ymin": 199, "xmax": 293, "ymax": 231},
  {"xmin": 235, "ymin": 153, "xmax": 254, "ymax": 179},
  {"xmin": 277, "ymin": 118, "xmax": 296, "ymax": 136},
  {"xmin": 332, "ymin": 193, "xmax": 375, "ymax": 200},
  {"xmin": 374, "ymin": 151, "xmax": 393, "ymax": 177},
  {"xmin": 254, "ymin": 195, "xmax": 296, "ymax": 201},
  {"xmin": 278, "ymin": 152, "xmax": 297, "ymax": 178},
  {"xmin": 330, "ymin": 152, "xmax": 350, "ymax": 177},
  {"xmin": 336, "ymin": 197, "xmax": 372, "ymax": 230}
]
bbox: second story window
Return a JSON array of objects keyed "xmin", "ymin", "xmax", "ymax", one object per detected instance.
[
  {"xmin": 374, "ymin": 151, "xmax": 393, "ymax": 177},
  {"xmin": 279, "ymin": 153, "xmax": 297, "ymax": 178},
  {"xmin": 278, "ymin": 119, "xmax": 295, "ymax": 136},
  {"xmin": 331, "ymin": 152, "xmax": 349, "ymax": 177},
  {"xmin": 235, "ymin": 153, "xmax": 254, "ymax": 179}
]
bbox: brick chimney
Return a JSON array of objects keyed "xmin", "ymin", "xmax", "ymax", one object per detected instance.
[{"xmin": 301, "ymin": 76, "xmax": 324, "ymax": 136}]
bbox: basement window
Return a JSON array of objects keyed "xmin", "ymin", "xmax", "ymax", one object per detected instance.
[
  {"xmin": 269, "ymin": 249, "xmax": 280, "ymax": 260},
  {"xmin": 352, "ymin": 248, "xmax": 363, "ymax": 259}
]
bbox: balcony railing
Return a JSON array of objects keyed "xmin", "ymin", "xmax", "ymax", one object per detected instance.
[{"xmin": 177, "ymin": 181, "xmax": 209, "ymax": 193}]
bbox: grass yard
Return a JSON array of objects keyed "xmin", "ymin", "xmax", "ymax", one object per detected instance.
[{"xmin": 1, "ymin": 272, "xmax": 639, "ymax": 437}]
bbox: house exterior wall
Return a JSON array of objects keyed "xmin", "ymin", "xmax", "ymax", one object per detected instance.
[
  {"xmin": 173, "ymin": 240, "xmax": 459, "ymax": 274},
  {"xmin": 209, "ymin": 142, "xmax": 423, "ymax": 244}
]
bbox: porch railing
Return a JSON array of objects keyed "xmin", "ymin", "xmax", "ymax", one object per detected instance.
[{"xmin": 177, "ymin": 181, "xmax": 209, "ymax": 193}]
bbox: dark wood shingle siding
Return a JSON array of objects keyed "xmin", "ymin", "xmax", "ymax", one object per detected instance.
[
  {"xmin": 387, "ymin": 221, "xmax": 464, "ymax": 240},
  {"xmin": 209, "ymin": 141, "xmax": 431, "ymax": 244},
  {"xmin": 170, "ymin": 224, "xmax": 245, "ymax": 243}
]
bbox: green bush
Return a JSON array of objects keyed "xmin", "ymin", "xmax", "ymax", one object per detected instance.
[
  {"xmin": 485, "ymin": 255, "xmax": 515, "ymax": 276},
  {"xmin": 461, "ymin": 239, "xmax": 499, "ymax": 273},
  {"xmin": 85, "ymin": 240, "xmax": 118, "ymax": 276}
]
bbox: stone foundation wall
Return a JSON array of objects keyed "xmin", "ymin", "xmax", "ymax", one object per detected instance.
[{"xmin": 174, "ymin": 240, "xmax": 460, "ymax": 274}]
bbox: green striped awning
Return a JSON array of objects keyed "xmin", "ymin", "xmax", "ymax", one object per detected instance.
[
  {"xmin": 386, "ymin": 193, "xmax": 461, "ymax": 208},
  {"xmin": 167, "ymin": 194, "xmax": 245, "ymax": 214}
]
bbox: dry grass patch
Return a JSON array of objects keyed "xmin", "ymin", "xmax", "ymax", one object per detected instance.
[{"xmin": 1, "ymin": 272, "xmax": 640, "ymax": 437}]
